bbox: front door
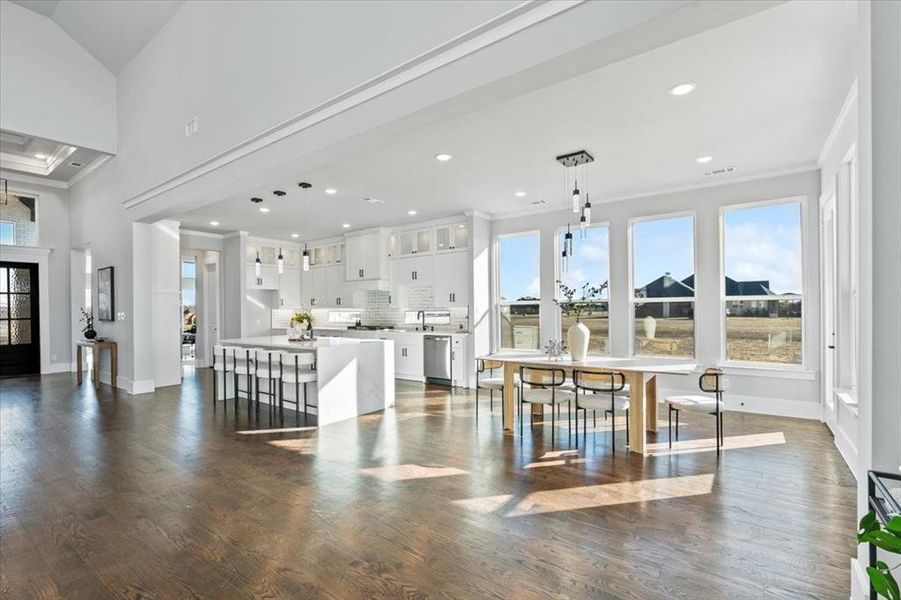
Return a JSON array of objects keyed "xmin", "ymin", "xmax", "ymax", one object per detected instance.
[{"xmin": 0, "ymin": 262, "xmax": 40, "ymax": 377}]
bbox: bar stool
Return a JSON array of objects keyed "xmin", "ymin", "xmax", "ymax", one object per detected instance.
[
  {"xmin": 252, "ymin": 348, "xmax": 280, "ymax": 419},
  {"xmin": 572, "ymin": 370, "xmax": 630, "ymax": 453},
  {"xmin": 212, "ymin": 344, "xmax": 233, "ymax": 408},
  {"xmin": 518, "ymin": 366, "xmax": 573, "ymax": 447},
  {"xmin": 214, "ymin": 345, "xmax": 253, "ymax": 411},
  {"xmin": 278, "ymin": 352, "xmax": 318, "ymax": 426},
  {"xmin": 475, "ymin": 359, "xmax": 519, "ymax": 420},
  {"xmin": 666, "ymin": 368, "xmax": 728, "ymax": 455}
]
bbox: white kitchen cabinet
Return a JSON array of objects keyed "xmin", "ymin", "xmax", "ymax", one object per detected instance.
[
  {"xmin": 246, "ymin": 264, "xmax": 278, "ymax": 290},
  {"xmin": 394, "ymin": 333, "xmax": 424, "ymax": 380},
  {"xmin": 393, "ymin": 255, "xmax": 431, "ymax": 287},
  {"xmin": 451, "ymin": 335, "xmax": 469, "ymax": 387},
  {"xmin": 278, "ymin": 268, "xmax": 301, "ymax": 308},
  {"xmin": 326, "ymin": 265, "xmax": 350, "ymax": 307},
  {"xmin": 434, "ymin": 223, "xmax": 468, "ymax": 252},
  {"xmin": 431, "ymin": 252, "xmax": 469, "ymax": 307},
  {"xmin": 345, "ymin": 230, "xmax": 386, "ymax": 281},
  {"xmin": 398, "ymin": 228, "xmax": 431, "ymax": 256},
  {"xmin": 311, "ymin": 267, "xmax": 327, "ymax": 306}
]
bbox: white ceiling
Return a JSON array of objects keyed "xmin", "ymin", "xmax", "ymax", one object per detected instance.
[
  {"xmin": 10, "ymin": 0, "xmax": 184, "ymax": 74},
  {"xmin": 0, "ymin": 129, "xmax": 107, "ymax": 182},
  {"xmin": 177, "ymin": 0, "xmax": 856, "ymax": 243}
]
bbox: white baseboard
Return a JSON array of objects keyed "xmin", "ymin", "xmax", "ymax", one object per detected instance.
[
  {"xmin": 658, "ymin": 388, "xmax": 821, "ymax": 420},
  {"xmin": 115, "ymin": 376, "xmax": 155, "ymax": 395},
  {"xmin": 833, "ymin": 423, "xmax": 859, "ymax": 477},
  {"xmin": 44, "ymin": 362, "xmax": 73, "ymax": 374},
  {"xmin": 850, "ymin": 558, "xmax": 869, "ymax": 599}
]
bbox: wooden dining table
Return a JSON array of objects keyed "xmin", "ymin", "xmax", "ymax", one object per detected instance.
[{"xmin": 479, "ymin": 353, "xmax": 698, "ymax": 456}]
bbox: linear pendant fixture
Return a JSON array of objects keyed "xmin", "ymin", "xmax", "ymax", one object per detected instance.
[
  {"xmin": 302, "ymin": 244, "xmax": 310, "ymax": 271},
  {"xmin": 255, "ymin": 251, "xmax": 262, "ymax": 284},
  {"xmin": 277, "ymin": 248, "xmax": 284, "ymax": 274},
  {"xmin": 583, "ymin": 193, "xmax": 591, "ymax": 226}
]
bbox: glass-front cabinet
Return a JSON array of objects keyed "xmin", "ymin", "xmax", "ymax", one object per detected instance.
[{"xmin": 435, "ymin": 223, "xmax": 468, "ymax": 252}]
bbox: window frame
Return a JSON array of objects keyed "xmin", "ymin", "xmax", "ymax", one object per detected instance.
[
  {"xmin": 554, "ymin": 222, "xmax": 611, "ymax": 355},
  {"xmin": 495, "ymin": 230, "xmax": 541, "ymax": 352},
  {"xmin": 628, "ymin": 210, "xmax": 698, "ymax": 358},
  {"xmin": 0, "ymin": 220, "xmax": 15, "ymax": 245},
  {"xmin": 719, "ymin": 195, "xmax": 807, "ymax": 370}
]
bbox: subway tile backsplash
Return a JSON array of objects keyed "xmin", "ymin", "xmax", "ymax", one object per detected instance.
[{"xmin": 310, "ymin": 285, "xmax": 469, "ymax": 331}]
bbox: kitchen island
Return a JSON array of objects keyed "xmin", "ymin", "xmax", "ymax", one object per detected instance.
[{"xmin": 218, "ymin": 336, "xmax": 395, "ymax": 426}]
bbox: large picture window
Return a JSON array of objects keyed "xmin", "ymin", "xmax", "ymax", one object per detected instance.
[
  {"xmin": 722, "ymin": 201, "xmax": 803, "ymax": 365},
  {"xmin": 631, "ymin": 214, "xmax": 695, "ymax": 357},
  {"xmin": 498, "ymin": 232, "xmax": 540, "ymax": 350},
  {"xmin": 558, "ymin": 225, "xmax": 609, "ymax": 353}
]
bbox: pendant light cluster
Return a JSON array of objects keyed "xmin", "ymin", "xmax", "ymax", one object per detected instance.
[
  {"xmin": 254, "ymin": 251, "xmax": 263, "ymax": 285},
  {"xmin": 556, "ymin": 150, "xmax": 595, "ymax": 271}
]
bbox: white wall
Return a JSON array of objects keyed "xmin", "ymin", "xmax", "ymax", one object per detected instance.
[
  {"xmin": 0, "ymin": 176, "xmax": 71, "ymax": 371},
  {"xmin": 0, "ymin": 1, "xmax": 116, "ymax": 153},
  {"xmin": 491, "ymin": 170, "xmax": 822, "ymax": 418}
]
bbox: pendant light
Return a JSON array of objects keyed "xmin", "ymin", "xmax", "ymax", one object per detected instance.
[
  {"xmin": 277, "ymin": 247, "xmax": 284, "ymax": 274},
  {"xmin": 583, "ymin": 193, "xmax": 592, "ymax": 226},
  {"xmin": 571, "ymin": 178, "xmax": 581, "ymax": 213},
  {"xmin": 562, "ymin": 224, "xmax": 574, "ymax": 272},
  {"xmin": 579, "ymin": 207, "xmax": 587, "ymax": 235},
  {"xmin": 255, "ymin": 251, "xmax": 262, "ymax": 285},
  {"xmin": 302, "ymin": 244, "xmax": 310, "ymax": 271}
]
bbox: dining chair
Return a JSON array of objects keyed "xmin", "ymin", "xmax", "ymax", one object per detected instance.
[
  {"xmin": 475, "ymin": 359, "xmax": 519, "ymax": 420},
  {"xmin": 572, "ymin": 370, "xmax": 630, "ymax": 453},
  {"xmin": 665, "ymin": 367, "xmax": 728, "ymax": 455},
  {"xmin": 278, "ymin": 351, "xmax": 318, "ymax": 426},
  {"xmin": 518, "ymin": 365, "xmax": 573, "ymax": 446}
]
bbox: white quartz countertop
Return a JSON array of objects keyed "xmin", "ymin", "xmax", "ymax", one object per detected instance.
[
  {"xmin": 221, "ymin": 335, "xmax": 389, "ymax": 351},
  {"xmin": 312, "ymin": 326, "xmax": 469, "ymax": 336}
]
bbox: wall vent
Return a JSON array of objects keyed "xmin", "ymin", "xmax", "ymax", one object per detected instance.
[
  {"xmin": 704, "ymin": 165, "xmax": 736, "ymax": 177},
  {"xmin": 184, "ymin": 117, "xmax": 198, "ymax": 138},
  {"xmin": 529, "ymin": 198, "xmax": 547, "ymax": 205},
  {"xmin": 361, "ymin": 197, "xmax": 383, "ymax": 204},
  {"xmin": 69, "ymin": 161, "xmax": 84, "ymax": 168}
]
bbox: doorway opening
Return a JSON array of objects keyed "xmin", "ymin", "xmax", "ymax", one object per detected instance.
[{"xmin": 181, "ymin": 258, "xmax": 197, "ymax": 364}]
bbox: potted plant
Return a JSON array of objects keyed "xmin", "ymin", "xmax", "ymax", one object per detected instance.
[
  {"xmin": 858, "ymin": 510, "xmax": 901, "ymax": 599},
  {"xmin": 79, "ymin": 308, "xmax": 97, "ymax": 340},
  {"xmin": 289, "ymin": 309, "xmax": 313, "ymax": 339},
  {"xmin": 554, "ymin": 281, "xmax": 607, "ymax": 362}
]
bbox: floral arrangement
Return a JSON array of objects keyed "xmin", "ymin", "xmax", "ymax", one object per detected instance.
[
  {"xmin": 554, "ymin": 280, "xmax": 608, "ymax": 322},
  {"xmin": 290, "ymin": 309, "xmax": 313, "ymax": 327},
  {"xmin": 79, "ymin": 307, "xmax": 95, "ymax": 333}
]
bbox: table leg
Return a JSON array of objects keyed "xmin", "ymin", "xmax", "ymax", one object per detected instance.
[
  {"xmin": 646, "ymin": 374, "xmax": 658, "ymax": 433},
  {"xmin": 76, "ymin": 346, "xmax": 83, "ymax": 385},
  {"xmin": 627, "ymin": 371, "xmax": 646, "ymax": 455},
  {"xmin": 93, "ymin": 348, "xmax": 100, "ymax": 387},
  {"xmin": 111, "ymin": 345, "xmax": 118, "ymax": 390},
  {"xmin": 503, "ymin": 362, "xmax": 515, "ymax": 431}
]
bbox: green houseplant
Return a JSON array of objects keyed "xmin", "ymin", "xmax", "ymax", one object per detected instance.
[
  {"xmin": 858, "ymin": 510, "xmax": 901, "ymax": 599},
  {"xmin": 554, "ymin": 281, "xmax": 607, "ymax": 361}
]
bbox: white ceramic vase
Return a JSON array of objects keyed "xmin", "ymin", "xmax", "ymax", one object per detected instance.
[
  {"xmin": 643, "ymin": 315, "xmax": 657, "ymax": 340},
  {"xmin": 567, "ymin": 321, "xmax": 590, "ymax": 362}
]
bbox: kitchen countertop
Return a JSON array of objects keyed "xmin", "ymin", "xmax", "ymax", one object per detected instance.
[
  {"xmin": 221, "ymin": 335, "xmax": 389, "ymax": 350},
  {"xmin": 311, "ymin": 326, "xmax": 470, "ymax": 335}
]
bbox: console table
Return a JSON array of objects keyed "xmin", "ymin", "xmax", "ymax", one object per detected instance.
[{"xmin": 76, "ymin": 339, "xmax": 117, "ymax": 388}]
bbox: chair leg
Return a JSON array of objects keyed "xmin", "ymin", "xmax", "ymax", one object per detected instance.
[
  {"xmin": 233, "ymin": 373, "xmax": 239, "ymax": 413},
  {"xmin": 668, "ymin": 406, "xmax": 673, "ymax": 449},
  {"xmin": 296, "ymin": 380, "xmax": 302, "ymax": 426},
  {"xmin": 625, "ymin": 408, "xmax": 630, "ymax": 447},
  {"xmin": 574, "ymin": 403, "xmax": 579, "ymax": 448},
  {"xmin": 475, "ymin": 385, "xmax": 479, "ymax": 420},
  {"xmin": 715, "ymin": 412, "xmax": 721, "ymax": 456},
  {"xmin": 593, "ymin": 410, "xmax": 597, "ymax": 428},
  {"xmin": 583, "ymin": 408, "xmax": 587, "ymax": 439},
  {"xmin": 675, "ymin": 409, "xmax": 680, "ymax": 439},
  {"xmin": 551, "ymin": 401, "xmax": 555, "ymax": 447},
  {"xmin": 490, "ymin": 389, "xmax": 493, "ymax": 412},
  {"xmin": 303, "ymin": 382, "xmax": 309, "ymax": 426},
  {"xmin": 213, "ymin": 368, "xmax": 217, "ymax": 406},
  {"xmin": 611, "ymin": 409, "xmax": 616, "ymax": 456},
  {"xmin": 567, "ymin": 400, "xmax": 572, "ymax": 442}
]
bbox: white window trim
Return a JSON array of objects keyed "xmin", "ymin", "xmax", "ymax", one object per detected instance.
[
  {"xmin": 495, "ymin": 230, "xmax": 541, "ymax": 352},
  {"xmin": 554, "ymin": 222, "xmax": 611, "ymax": 354},
  {"xmin": 0, "ymin": 220, "xmax": 15, "ymax": 245},
  {"xmin": 719, "ymin": 195, "xmax": 808, "ymax": 370},
  {"xmin": 628, "ymin": 211, "xmax": 698, "ymax": 359}
]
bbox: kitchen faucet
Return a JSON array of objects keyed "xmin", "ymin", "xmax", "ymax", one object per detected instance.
[{"xmin": 416, "ymin": 310, "xmax": 426, "ymax": 331}]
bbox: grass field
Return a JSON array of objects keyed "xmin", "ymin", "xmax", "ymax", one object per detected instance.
[{"xmin": 501, "ymin": 313, "xmax": 801, "ymax": 364}]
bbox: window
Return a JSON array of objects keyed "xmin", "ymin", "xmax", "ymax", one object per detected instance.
[
  {"xmin": 0, "ymin": 194, "xmax": 38, "ymax": 246},
  {"xmin": 631, "ymin": 214, "xmax": 695, "ymax": 357},
  {"xmin": 723, "ymin": 201, "xmax": 803, "ymax": 365},
  {"xmin": 498, "ymin": 232, "xmax": 540, "ymax": 350},
  {"xmin": 558, "ymin": 225, "xmax": 609, "ymax": 353},
  {"xmin": 0, "ymin": 221, "xmax": 14, "ymax": 245}
]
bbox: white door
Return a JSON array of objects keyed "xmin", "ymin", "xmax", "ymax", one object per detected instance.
[
  {"xmin": 203, "ymin": 261, "xmax": 220, "ymax": 368},
  {"xmin": 820, "ymin": 193, "xmax": 838, "ymax": 431}
]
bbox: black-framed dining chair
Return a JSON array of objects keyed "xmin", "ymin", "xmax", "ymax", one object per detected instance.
[
  {"xmin": 572, "ymin": 370, "xmax": 630, "ymax": 453},
  {"xmin": 665, "ymin": 367, "xmax": 727, "ymax": 455},
  {"xmin": 518, "ymin": 365, "xmax": 573, "ymax": 447},
  {"xmin": 475, "ymin": 359, "xmax": 519, "ymax": 421}
]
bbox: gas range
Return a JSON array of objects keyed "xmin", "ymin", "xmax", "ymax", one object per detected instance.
[{"xmin": 347, "ymin": 325, "xmax": 395, "ymax": 331}]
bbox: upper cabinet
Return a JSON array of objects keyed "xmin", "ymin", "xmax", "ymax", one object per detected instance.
[
  {"xmin": 395, "ymin": 221, "xmax": 467, "ymax": 257},
  {"xmin": 434, "ymin": 223, "xmax": 468, "ymax": 253},
  {"xmin": 345, "ymin": 229, "xmax": 388, "ymax": 281},
  {"xmin": 398, "ymin": 228, "xmax": 431, "ymax": 256}
]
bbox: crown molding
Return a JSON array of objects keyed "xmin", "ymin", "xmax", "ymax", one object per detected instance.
[
  {"xmin": 817, "ymin": 79, "xmax": 858, "ymax": 168},
  {"xmin": 0, "ymin": 170, "xmax": 69, "ymax": 190},
  {"xmin": 67, "ymin": 154, "xmax": 112, "ymax": 187},
  {"xmin": 121, "ymin": 0, "xmax": 584, "ymax": 211},
  {"xmin": 179, "ymin": 228, "xmax": 224, "ymax": 239}
]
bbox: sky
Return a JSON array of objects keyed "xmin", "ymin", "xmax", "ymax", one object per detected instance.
[{"xmin": 498, "ymin": 202, "xmax": 802, "ymax": 301}]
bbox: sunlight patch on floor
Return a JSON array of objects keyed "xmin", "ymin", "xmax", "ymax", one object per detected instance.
[
  {"xmin": 646, "ymin": 431, "xmax": 786, "ymax": 456},
  {"xmin": 452, "ymin": 474, "xmax": 715, "ymax": 517},
  {"xmin": 237, "ymin": 426, "xmax": 318, "ymax": 435},
  {"xmin": 266, "ymin": 437, "xmax": 316, "ymax": 454},
  {"xmin": 360, "ymin": 463, "xmax": 469, "ymax": 482},
  {"xmin": 525, "ymin": 458, "xmax": 587, "ymax": 469}
]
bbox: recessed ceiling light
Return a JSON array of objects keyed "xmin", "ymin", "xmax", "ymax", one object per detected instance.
[
  {"xmin": 34, "ymin": 153, "xmax": 47, "ymax": 160},
  {"xmin": 291, "ymin": 233, "xmax": 300, "ymax": 238},
  {"xmin": 514, "ymin": 191, "xmax": 526, "ymax": 197},
  {"xmin": 325, "ymin": 188, "xmax": 337, "ymax": 195},
  {"xmin": 209, "ymin": 220, "xmax": 220, "ymax": 226},
  {"xmin": 408, "ymin": 210, "xmax": 417, "ymax": 216},
  {"xmin": 259, "ymin": 207, "xmax": 270, "ymax": 213},
  {"xmin": 669, "ymin": 82, "xmax": 696, "ymax": 96},
  {"xmin": 342, "ymin": 223, "xmax": 351, "ymax": 228},
  {"xmin": 434, "ymin": 153, "xmax": 453, "ymax": 162},
  {"xmin": 696, "ymin": 156, "xmax": 713, "ymax": 164}
]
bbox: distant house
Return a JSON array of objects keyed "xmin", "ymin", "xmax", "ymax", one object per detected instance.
[{"xmin": 634, "ymin": 273, "xmax": 796, "ymax": 319}]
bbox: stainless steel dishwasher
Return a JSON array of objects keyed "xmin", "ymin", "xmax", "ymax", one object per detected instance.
[{"xmin": 423, "ymin": 335, "xmax": 452, "ymax": 386}]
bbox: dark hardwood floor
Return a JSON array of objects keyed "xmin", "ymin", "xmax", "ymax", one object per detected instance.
[{"xmin": 1, "ymin": 368, "xmax": 856, "ymax": 599}]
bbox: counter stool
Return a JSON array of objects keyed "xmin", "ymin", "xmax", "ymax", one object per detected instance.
[
  {"xmin": 214, "ymin": 345, "xmax": 253, "ymax": 411},
  {"xmin": 252, "ymin": 348, "xmax": 281, "ymax": 420},
  {"xmin": 572, "ymin": 370, "xmax": 630, "ymax": 453},
  {"xmin": 518, "ymin": 366, "xmax": 573, "ymax": 447},
  {"xmin": 212, "ymin": 344, "xmax": 234, "ymax": 408},
  {"xmin": 666, "ymin": 368, "xmax": 727, "ymax": 455},
  {"xmin": 475, "ymin": 359, "xmax": 519, "ymax": 421},
  {"xmin": 279, "ymin": 352, "xmax": 318, "ymax": 426}
]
